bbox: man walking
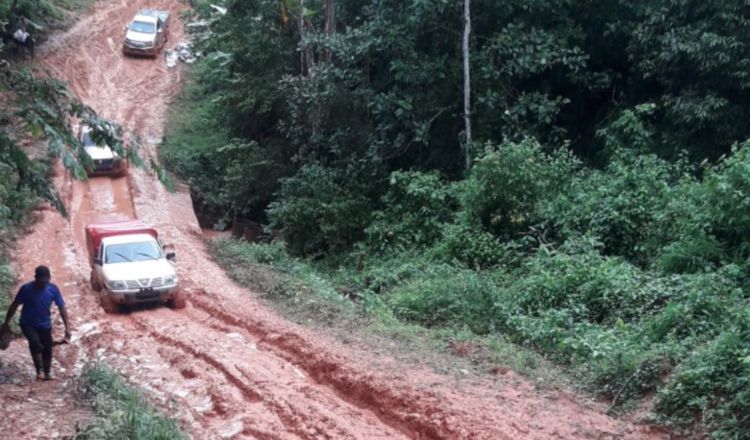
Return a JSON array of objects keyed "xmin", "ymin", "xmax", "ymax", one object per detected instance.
[{"xmin": 1, "ymin": 266, "xmax": 71, "ymax": 380}]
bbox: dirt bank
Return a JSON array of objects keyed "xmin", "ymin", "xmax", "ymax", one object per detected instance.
[{"xmin": 1, "ymin": 1, "xmax": 669, "ymax": 438}]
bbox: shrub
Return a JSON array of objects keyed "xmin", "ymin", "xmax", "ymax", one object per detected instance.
[
  {"xmin": 644, "ymin": 270, "xmax": 745, "ymax": 343},
  {"xmin": 657, "ymin": 141, "xmax": 750, "ymax": 272},
  {"xmin": 656, "ymin": 314, "xmax": 750, "ymax": 439},
  {"xmin": 386, "ymin": 265, "xmax": 499, "ymax": 334},
  {"xmin": 508, "ymin": 239, "xmax": 649, "ymax": 324},
  {"xmin": 269, "ymin": 164, "xmax": 374, "ymax": 257},
  {"xmin": 429, "ymin": 223, "xmax": 524, "ymax": 270},
  {"xmin": 366, "ymin": 171, "xmax": 455, "ymax": 251},
  {"xmin": 459, "ymin": 139, "xmax": 578, "ymax": 238},
  {"xmin": 543, "ymin": 150, "xmax": 677, "ymax": 263}
]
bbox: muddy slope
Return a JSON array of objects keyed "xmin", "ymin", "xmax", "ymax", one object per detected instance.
[{"xmin": 1, "ymin": 1, "xmax": 667, "ymax": 438}]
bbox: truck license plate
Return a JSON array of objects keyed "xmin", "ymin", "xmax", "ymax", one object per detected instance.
[{"xmin": 136, "ymin": 288, "xmax": 158, "ymax": 299}]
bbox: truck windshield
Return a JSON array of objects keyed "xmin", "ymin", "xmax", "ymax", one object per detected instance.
[
  {"xmin": 105, "ymin": 241, "xmax": 162, "ymax": 264},
  {"xmin": 130, "ymin": 20, "xmax": 156, "ymax": 34},
  {"xmin": 81, "ymin": 132, "xmax": 97, "ymax": 147}
]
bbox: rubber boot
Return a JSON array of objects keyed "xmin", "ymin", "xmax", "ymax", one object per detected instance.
[{"xmin": 32, "ymin": 353, "xmax": 43, "ymax": 380}]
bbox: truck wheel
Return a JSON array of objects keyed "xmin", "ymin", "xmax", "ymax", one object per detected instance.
[
  {"xmin": 100, "ymin": 294, "xmax": 117, "ymax": 314},
  {"xmin": 90, "ymin": 271, "xmax": 102, "ymax": 292},
  {"xmin": 168, "ymin": 292, "xmax": 187, "ymax": 310}
]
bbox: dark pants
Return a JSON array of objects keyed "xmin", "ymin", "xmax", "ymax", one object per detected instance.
[{"xmin": 21, "ymin": 325, "xmax": 53, "ymax": 375}]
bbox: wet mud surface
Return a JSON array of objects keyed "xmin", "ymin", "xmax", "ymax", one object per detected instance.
[{"xmin": 0, "ymin": 1, "xmax": 670, "ymax": 438}]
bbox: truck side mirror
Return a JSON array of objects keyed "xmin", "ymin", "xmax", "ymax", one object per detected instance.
[{"xmin": 166, "ymin": 252, "xmax": 176, "ymax": 260}]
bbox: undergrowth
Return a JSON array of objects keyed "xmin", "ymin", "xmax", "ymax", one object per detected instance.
[{"xmin": 74, "ymin": 364, "xmax": 186, "ymax": 440}]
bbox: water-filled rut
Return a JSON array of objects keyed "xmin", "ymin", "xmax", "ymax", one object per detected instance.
[{"xmin": 0, "ymin": 1, "xmax": 669, "ymax": 438}]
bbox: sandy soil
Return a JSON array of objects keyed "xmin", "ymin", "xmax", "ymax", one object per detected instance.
[{"xmin": 0, "ymin": 1, "xmax": 672, "ymax": 439}]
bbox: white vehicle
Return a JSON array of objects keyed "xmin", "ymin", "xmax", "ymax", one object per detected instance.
[
  {"xmin": 79, "ymin": 124, "xmax": 127, "ymax": 176},
  {"xmin": 86, "ymin": 220, "xmax": 185, "ymax": 312},
  {"xmin": 122, "ymin": 9, "xmax": 170, "ymax": 57}
]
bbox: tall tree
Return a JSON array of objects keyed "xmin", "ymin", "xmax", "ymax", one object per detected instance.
[
  {"xmin": 462, "ymin": 0, "xmax": 472, "ymax": 171},
  {"xmin": 324, "ymin": 0, "xmax": 335, "ymax": 62}
]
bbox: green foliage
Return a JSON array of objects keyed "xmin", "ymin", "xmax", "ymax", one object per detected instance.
[
  {"xmin": 459, "ymin": 139, "xmax": 578, "ymax": 237},
  {"xmin": 429, "ymin": 223, "xmax": 519, "ymax": 270},
  {"xmin": 0, "ymin": 0, "xmax": 88, "ymax": 31},
  {"xmin": 544, "ymin": 151, "xmax": 677, "ymax": 263},
  {"xmin": 74, "ymin": 364, "xmax": 186, "ymax": 440},
  {"xmin": 366, "ymin": 171, "xmax": 455, "ymax": 251},
  {"xmin": 0, "ymin": 259, "xmax": 12, "ymax": 313},
  {"xmin": 386, "ymin": 265, "xmax": 497, "ymax": 335},
  {"xmin": 169, "ymin": 0, "xmax": 750, "ymax": 436},
  {"xmin": 629, "ymin": 0, "xmax": 750, "ymax": 159},
  {"xmin": 268, "ymin": 164, "xmax": 373, "ymax": 257},
  {"xmin": 656, "ymin": 319, "xmax": 750, "ymax": 439}
]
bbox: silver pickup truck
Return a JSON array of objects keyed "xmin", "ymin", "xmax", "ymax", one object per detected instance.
[{"xmin": 122, "ymin": 9, "xmax": 169, "ymax": 57}]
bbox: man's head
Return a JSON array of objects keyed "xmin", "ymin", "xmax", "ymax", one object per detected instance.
[{"xmin": 34, "ymin": 265, "xmax": 51, "ymax": 286}]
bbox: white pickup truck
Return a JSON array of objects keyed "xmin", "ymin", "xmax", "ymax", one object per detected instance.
[
  {"xmin": 122, "ymin": 9, "xmax": 170, "ymax": 57},
  {"xmin": 78, "ymin": 124, "xmax": 128, "ymax": 176},
  {"xmin": 86, "ymin": 220, "xmax": 185, "ymax": 312}
]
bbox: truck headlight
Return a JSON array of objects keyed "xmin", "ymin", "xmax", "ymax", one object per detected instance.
[{"xmin": 107, "ymin": 280, "xmax": 127, "ymax": 290}]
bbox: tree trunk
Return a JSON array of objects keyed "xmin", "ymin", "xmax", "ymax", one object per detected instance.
[
  {"xmin": 297, "ymin": 0, "xmax": 316, "ymax": 75},
  {"xmin": 324, "ymin": 0, "xmax": 335, "ymax": 62},
  {"xmin": 462, "ymin": 0, "xmax": 472, "ymax": 171},
  {"xmin": 8, "ymin": 0, "xmax": 19, "ymax": 28},
  {"xmin": 298, "ymin": 0, "xmax": 306, "ymax": 74}
]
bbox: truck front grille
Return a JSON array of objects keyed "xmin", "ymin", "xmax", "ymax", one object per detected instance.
[
  {"xmin": 125, "ymin": 39, "xmax": 153, "ymax": 49},
  {"xmin": 125, "ymin": 277, "xmax": 165, "ymax": 289},
  {"xmin": 94, "ymin": 159, "xmax": 115, "ymax": 170}
]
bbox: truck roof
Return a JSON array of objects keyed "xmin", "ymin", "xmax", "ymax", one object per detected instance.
[
  {"xmin": 132, "ymin": 15, "xmax": 158, "ymax": 24},
  {"xmin": 102, "ymin": 233, "xmax": 159, "ymax": 246},
  {"xmin": 86, "ymin": 220, "xmax": 159, "ymax": 256},
  {"xmin": 134, "ymin": 9, "xmax": 169, "ymax": 23}
]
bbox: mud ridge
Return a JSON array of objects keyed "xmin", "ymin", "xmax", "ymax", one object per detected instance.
[{"xmin": 189, "ymin": 293, "xmax": 503, "ymax": 440}]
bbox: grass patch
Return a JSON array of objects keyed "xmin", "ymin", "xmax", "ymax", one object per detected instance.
[
  {"xmin": 0, "ymin": 251, "xmax": 13, "ymax": 316},
  {"xmin": 73, "ymin": 363, "xmax": 186, "ymax": 440},
  {"xmin": 209, "ymin": 238, "xmax": 570, "ymax": 384},
  {"xmin": 210, "ymin": 238, "xmax": 357, "ymax": 325}
]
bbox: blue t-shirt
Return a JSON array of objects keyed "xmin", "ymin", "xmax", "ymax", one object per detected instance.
[{"xmin": 14, "ymin": 282, "xmax": 65, "ymax": 329}]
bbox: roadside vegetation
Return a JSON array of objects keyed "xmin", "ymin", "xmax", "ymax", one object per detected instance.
[
  {"xmin": 165, "ymin": 1, "xmax": 750, "ymax": 437},
  {"xmin": 73, "ymin": 364, "xmax": 186, "ymax": 440},
  {"xmin": 1, "ymin": 2, "xmax": 176, "ymax": 438},
  {"xmin": 0, "ymin": 0, "xmax": 137, "ymax": 317}
]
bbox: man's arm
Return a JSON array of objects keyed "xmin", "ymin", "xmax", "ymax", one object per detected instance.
[
  {"xmin": 53, "ymin": 287, "xmax": 71, "ymax": 341},
  {"xmin": 59, "ymin": 306, "xmax": 71, "ymax": 341},
  {"xmin": 2, "ymin": 299, "xmax": 21, "ymax": 329}
]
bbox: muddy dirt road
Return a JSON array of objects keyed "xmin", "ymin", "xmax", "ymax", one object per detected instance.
[{"xmin": 0, "ymin": 1, "xmax": 669, "ymax": 439}]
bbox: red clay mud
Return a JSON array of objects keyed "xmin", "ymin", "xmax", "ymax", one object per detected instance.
[{"xmin": 0, "ymin": 1, "xmax": 669, "ymax": 438}]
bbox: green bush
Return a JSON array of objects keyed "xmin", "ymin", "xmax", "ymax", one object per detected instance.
[
  {"xmin": 269, "ymin": 164, "xmax": 374, "ymax": 257},
  {"xmin": 543, "ymin": 151, "xmax": 677, "ymax": 263},
  {"xmin": 430, "ymin": 223, "xmax": 524, "ymax": 270},
  {"xmin": 657, "ymin": 142, "xmax": 750, "ymax": 272},
  {"xmin": 459, "ymin": 139, "xmax": 578, "ymax": 237},
  {"xmin": 366, "ymin": 171, "xmax": 455, "ymax": 251},
  {"xmin": 386, "ymin": 265, "xmax": 499, "ymax": 334},
  {"xmin": 656, "ymin": 315, "xmax": 750, "ymax": 439},
  {"xmin": 644, "ymin": 270, "xmax": 745, "ymax": 344},
  {"xmin": 507, "ymin": 239, "xmax": 650, "ymax": 324}
]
